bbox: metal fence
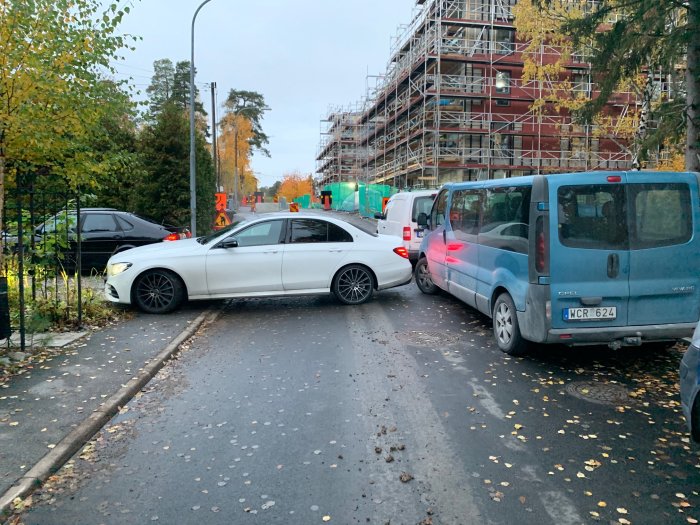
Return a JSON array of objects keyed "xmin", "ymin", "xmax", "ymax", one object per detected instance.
[{"xmin": 2, "ymin": 184, "xmax": 83, "ymax": 351}]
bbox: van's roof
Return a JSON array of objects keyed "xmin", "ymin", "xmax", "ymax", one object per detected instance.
[{"xmin": 440, "ymin": 170, "xmax": 699, "ymax": 190}]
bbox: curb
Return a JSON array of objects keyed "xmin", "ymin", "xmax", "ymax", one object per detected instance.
[{"xmin": 0, "ymin": 307, "xmax": 222, "ymax": 519}]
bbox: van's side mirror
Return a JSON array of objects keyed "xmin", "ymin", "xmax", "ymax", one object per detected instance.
[
  {"xmin": 374, "ymin": 212, "xmax": 385, "ymax": 220},
  {"xmin": 417, "ymin": 212, "xmax": 429, "ymax": 228}
]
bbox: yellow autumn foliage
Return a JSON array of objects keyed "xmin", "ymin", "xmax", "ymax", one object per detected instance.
[{"xmin": 277, "ymin": 172, "xmax": 314, "ymax": 202}]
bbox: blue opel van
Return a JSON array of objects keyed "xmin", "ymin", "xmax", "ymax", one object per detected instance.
[{"xmin": 415, "ymin": 171, "xmax": 700, "ymax": 355}]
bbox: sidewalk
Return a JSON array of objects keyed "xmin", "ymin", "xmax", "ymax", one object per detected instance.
[{"xmin": 0, "ymin": 304, "xmax": 219, "ymax": 516}]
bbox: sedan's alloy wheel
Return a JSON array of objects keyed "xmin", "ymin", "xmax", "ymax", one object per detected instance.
[
  {"xmin": 334, "ymin": 265, "xmax": 373, "ymax": 305},
  {"xmin": 134, "ymin": 270, "xmax": 184, "ymax": 314}
]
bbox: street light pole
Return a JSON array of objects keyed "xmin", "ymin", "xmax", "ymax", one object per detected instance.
[{"xmin": 189, "ymin": 0, "xmax": 213, "ymax": 237}]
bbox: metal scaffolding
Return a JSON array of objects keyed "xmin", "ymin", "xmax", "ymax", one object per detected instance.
[{"xmin": 317, "ymin": 0, "xmax": 646, "ymax": 189}]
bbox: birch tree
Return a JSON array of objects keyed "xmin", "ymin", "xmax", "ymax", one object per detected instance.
[
  {"xmin": 526, "ymin": 0, "xmax": 699, "ymax": 170},
  {"xmin": 0, "ymin": 0, "xmax": 136, "ymax": 257}
]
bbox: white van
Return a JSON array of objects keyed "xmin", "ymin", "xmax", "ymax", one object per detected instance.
[{"xmin": 375, "ymin": 190, "xmax": 437, "ymax": 264}]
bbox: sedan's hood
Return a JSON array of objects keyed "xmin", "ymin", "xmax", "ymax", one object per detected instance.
[{"xmin": 108, "ymin": 238, "xmax": 204, "ymax": 263}]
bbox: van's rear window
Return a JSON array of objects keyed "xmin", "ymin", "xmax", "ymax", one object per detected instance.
[{"xmin": 558, "ymin": 183, "xmax": 691, "ymax": 250}]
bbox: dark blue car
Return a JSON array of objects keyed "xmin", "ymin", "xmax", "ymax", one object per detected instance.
[{"xmin": 681, "ymin": 322, "xmax": 700, "ymax": 442}]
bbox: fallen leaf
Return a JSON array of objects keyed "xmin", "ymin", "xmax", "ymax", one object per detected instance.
[
  {"xmin": 598, "ymin": 501, "xmax": 607, "ymax": 508},
  {"xmin": 323, "ymin": 517, "xmax": 331, "ymax": 522}
]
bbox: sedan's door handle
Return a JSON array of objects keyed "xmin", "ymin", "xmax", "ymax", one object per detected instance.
[
  {"xmin": 329, "ymin": 249, "xmax": 343, "ymax": 253},
  {"xmin": 263, "ymin": 250, "xmax": 279, "ymax": 254}
]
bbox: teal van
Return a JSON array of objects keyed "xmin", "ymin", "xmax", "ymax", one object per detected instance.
[{"xmin": 415, "ymin": 171, "xmax": 700, "ymax": 355}]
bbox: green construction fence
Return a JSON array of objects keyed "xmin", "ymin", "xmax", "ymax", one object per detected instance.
[{"xmin": 320, "ymin": 182, "xmax": 397, "ymax": 217}]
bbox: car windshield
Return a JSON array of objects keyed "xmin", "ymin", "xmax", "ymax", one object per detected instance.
[{"xmin": 197, "ymin": 219, "xmax": 248, "ymax": 244}]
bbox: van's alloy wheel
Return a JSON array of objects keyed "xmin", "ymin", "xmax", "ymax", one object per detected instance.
[
  {"xmin": 133, "ymin": 270, "xmax": 184, "ymax": 314},
  {"xmin": 333, "ymin": 265, "xmax": 373, "ymax": 305},
  {"xmin": 415, "ymin": 257, "xmax": 438, "ymax": 294},
  {"xmin": 493, "ymin": 293, "xmax": 528, "ymax": 356}
]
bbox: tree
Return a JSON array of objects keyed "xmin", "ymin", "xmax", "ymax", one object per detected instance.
[
  {"xmin": 0, "ymin": 0, "xmax": 135, "ymax": 207},
  {"xmin": 89, "ymin": 84, "xmax": 144, "ymax": 211},
  {"xmin": 146, "ymin": 59, "xmax": 176, "ymax": 117},
  {"xmin": 260, "ymin": 181, "xmax": 282, "ymax": 201},
  {"xmin": 224, "ymin": 89, "xmax": 271, "ymax": 157},
  {"xmin": 136, "ymin": 101, "xmax": 215, "ymax": 233},
  {"xmin": 530, "ymin": 0, "xmax": 699, "ymax": 171},
  {"xmin": 277, "ymin": 172, "xmax": 313, "ymax": 202},
  {"xmin": 145, "ymin": 58, "xmax": 205, "ymax": 119},
  {"xmin": 218, "ymin": 113, "xmax": 254, "ymax": 200}
]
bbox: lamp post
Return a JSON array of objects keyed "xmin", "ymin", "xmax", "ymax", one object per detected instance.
[{"xmin": 189, "ymin": 0, "xmax": 213, "ymax": 237}]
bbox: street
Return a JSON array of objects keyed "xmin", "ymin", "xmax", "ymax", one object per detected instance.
[{"xmin": 16, "ymin": 284, "xmax": 700, "ymax": 525}]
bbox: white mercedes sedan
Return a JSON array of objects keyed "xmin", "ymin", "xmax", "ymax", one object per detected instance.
[{"xmin": 104, "ymin": 212, "xmax": 413, "ymax": 313}]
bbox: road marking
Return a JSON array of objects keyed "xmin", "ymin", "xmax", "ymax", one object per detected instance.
[
  {"xmin": 540, "ymin": 491, "xmax": 584, "ymax": 525},
  {"xmin": 468, "ymin": 381, "xmax": 506, "ymax": 419}
]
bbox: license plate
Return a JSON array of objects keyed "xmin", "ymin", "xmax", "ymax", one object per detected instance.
[
  {"xmin": 415, "ymin": 229, "xmax": 424, "ymax": 238},
  {"xmin": 563, "ymin": 306, "xmax": 617, "ymax": 321}
]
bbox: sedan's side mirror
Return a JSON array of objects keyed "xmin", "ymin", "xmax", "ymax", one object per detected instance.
[
  {"xmin": 219, "ymin": 238, "xmax": 238, "ymax": 249},
  {"xmin": 374, "ymin": 212, "xmax": 385, "ymax": 220},
  {"xmin": 417, "ymin": 212, "xmax": 429, "ymax": 228}
]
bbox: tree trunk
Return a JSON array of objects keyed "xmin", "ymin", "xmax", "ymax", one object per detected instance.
[
  {"xmin": 0, "ymin": 152, "xmax": 5, "ymax": 269},
  {"xmin": 686, "ymin": 4, "xmax": 700, "ymax": 172}
]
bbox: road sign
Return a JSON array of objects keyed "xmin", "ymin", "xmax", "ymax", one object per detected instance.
[
  {"xmin": 215, "ymin": 192, "xmax": 227, "ymax": 211},
  {"xmin": 213, "ymin": 211, "xmax": 231, "ymax": 230},
  {"xmin": 289, "ymin": 202, "xmax": 299, "ymax": 212}
]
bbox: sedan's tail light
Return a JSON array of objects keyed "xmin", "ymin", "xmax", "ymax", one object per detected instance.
[
  {"xmin": 403, "ymin": 226, "xmax": 411, "ymax": 241},
  {"xmin": 393, "ymin": 247, "xmax": 409, "ymax": 259}
]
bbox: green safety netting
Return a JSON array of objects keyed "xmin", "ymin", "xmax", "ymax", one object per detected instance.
[{"xmin": 321, "ymin": 183, "xmax": 397, "ymax": 217}]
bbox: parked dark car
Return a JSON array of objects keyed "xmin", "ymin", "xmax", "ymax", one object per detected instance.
[
  {"xmin": 681, "ymin": 321, "xmax": 700, "ymax": 442},
  {"xmin": 5, "ymin": 208, "xmax": 190, "ymax": 271}
]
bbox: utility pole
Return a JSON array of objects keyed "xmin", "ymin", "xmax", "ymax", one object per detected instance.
[{"xmin": 211, "ymin": 82, "xmax": 219, "ymax": 191}]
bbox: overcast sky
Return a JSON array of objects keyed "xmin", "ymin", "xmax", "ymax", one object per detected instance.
[{"xmin": 111, "ymin": 0, "xmax": 419, "ymax": 188}]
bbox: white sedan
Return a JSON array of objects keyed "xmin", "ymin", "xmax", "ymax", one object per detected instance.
[{"xmin": 104, "ymin": 212, "xmax": 413, "ymax": 313}]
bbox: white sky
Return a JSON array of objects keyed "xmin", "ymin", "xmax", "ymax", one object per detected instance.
[{"xmin": 110, "ymin": 0, "xmax": 419, "ymax": 188}]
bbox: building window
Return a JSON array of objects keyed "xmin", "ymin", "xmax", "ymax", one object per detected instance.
[
  {"xmin": 493, "ymin": 29, "xmax": 514, "ymax": 55},
  {"xmin": 495, "ymin": 71, "xmax": 511, "ymax": 94}
]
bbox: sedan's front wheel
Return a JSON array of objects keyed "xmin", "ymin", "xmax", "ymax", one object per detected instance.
[
  {"xmin": 333, "ymin": 264, "xmax": 374, "ymax": 305},
  {"xmin": 133, "ymin": 270, "xmax": 185, "ymax": 314}
]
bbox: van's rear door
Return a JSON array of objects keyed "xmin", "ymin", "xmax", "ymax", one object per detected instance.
[
  {"xmin": 626, "ymin": 172, "xmax": 700, "ymax": 326},
  {"xmin": 548, "ymin": 173, "xmax": 630, "ymax": 330}
]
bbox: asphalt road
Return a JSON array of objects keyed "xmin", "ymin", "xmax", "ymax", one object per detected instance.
[{"xmin": 16, "ymin": 284, "xmax": 700, "ymax": 525}]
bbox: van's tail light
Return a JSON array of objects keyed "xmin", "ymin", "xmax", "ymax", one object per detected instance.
[
  {"xmin": 535, "ymin": 216, "xmax": 546, "ymax": 273},
  {"xmin": 403, "ymin": 227, "xmax": 411, "ymax": 241},
  {"xmin": 393, "ymin": 247, "xmax": 409, "ymax": 259}
]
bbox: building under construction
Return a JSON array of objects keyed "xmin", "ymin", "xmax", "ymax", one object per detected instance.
[{"xmin": 317, "ymin": 0, "xmax": 644, "ymax": 190}]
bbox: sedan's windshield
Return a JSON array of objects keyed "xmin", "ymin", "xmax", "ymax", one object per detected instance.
[{"xmin": 197, "ymin": 219, "xmax": 248, "ymax": 244}]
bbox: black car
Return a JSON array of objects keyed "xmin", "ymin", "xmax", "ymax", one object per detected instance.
[{"xmin": 7, "ymin": 208, "xmax": 190, "ymax": 271}]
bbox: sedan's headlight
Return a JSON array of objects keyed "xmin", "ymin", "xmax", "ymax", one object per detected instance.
[{"xmin": 107, "ymin": 262, "xmax": 132, "ymax": 277}]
